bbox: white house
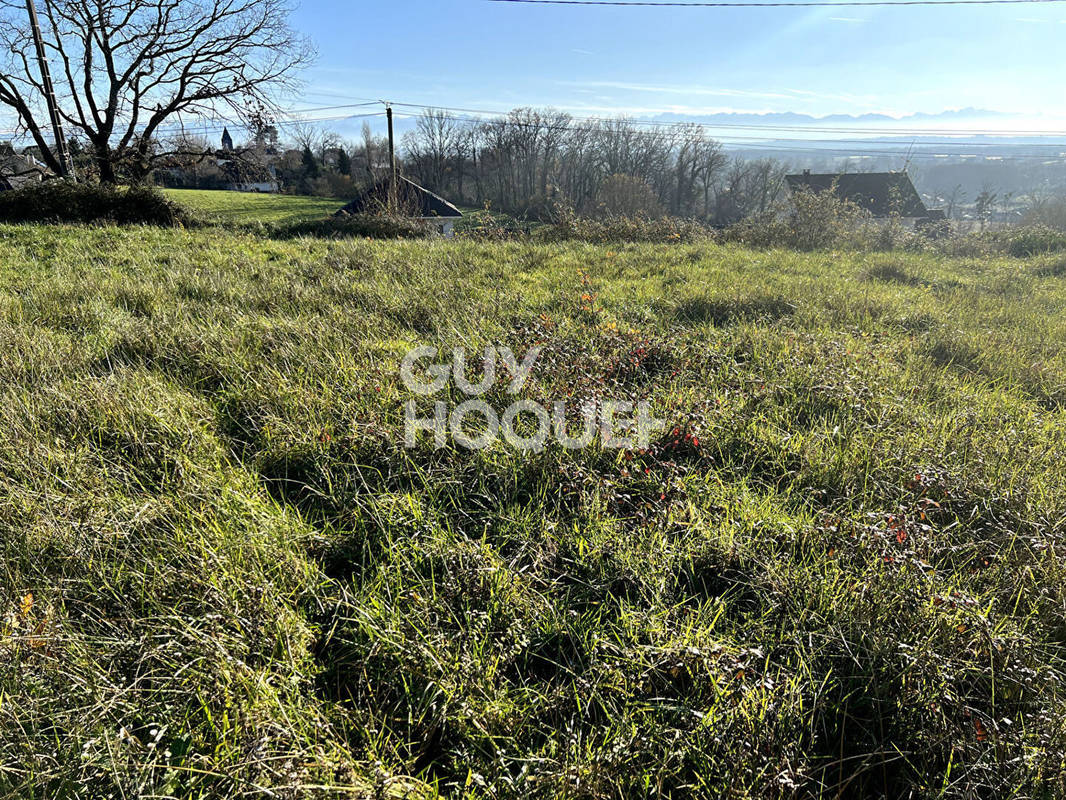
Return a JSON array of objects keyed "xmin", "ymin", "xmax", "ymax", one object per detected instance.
[{"xmin": 227, "ymin": 164, "xmax": 280, "ymax": 193}]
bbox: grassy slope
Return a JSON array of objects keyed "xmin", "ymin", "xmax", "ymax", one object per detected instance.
[
  {"xmin": 164, "ymin": 188, "xmax": 346, "ymax": 224},
  {"xmin": 1, "ymin": 225, "xmax": 1065, "ymax": 798}
]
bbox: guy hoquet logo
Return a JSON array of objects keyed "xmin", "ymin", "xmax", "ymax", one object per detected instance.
[{"xmin": 401, "ymin": 345, "xmax": 665, "ymax": 452}]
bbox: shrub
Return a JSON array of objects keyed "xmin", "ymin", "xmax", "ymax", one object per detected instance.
[
  {"xmin": 927, "ymin": 232, "xmax": 998, "ymax": 259},
  {"xmin": 1021, "ymin": 197, "xmax": 1066, "ymax": 231},
  {"xmin": 308, "ymin": 172, "xmax": 357, "ymax": 198},
  {"xmin": 786, "ymin": 188, "xmax": 870, "ymax": 250},
  {"xmin": 455, "ymin": 221, "xmax": 530, "ymax": 241},
  {"xmin": 589, "ymin": 174, "xmax": 665, "ymax": 218},
  {"xmin": 274, "ymin": 213, "xmax": 432, "ymax": 240},
  {"xmin": 453, "ymin": 205, "xmax": 534, "ymax": 241},
  {"xmin": 724, "ymin": 189, "xmax": 870, "ymax": 251},
  {"xmin": 538, "ymin": 205, "xmax": 712, "ymax": 244},
  {"xmin": 722, "ymin": 191, "xmax": 1002, "ymax": 256},
  {"xmin": 0, "ymin": 181, "xmax": 190, "ymax": 226},
  {"xmin": 997, "ymin": 225, "xmax": 1066, "ymax": 257}
]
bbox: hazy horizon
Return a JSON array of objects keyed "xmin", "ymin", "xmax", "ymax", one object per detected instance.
[{"xmin": 294, "ymin": 0, "xmax": 1066, "ymax": 132}]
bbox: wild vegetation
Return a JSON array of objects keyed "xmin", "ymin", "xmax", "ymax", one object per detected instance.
[
  {"xmin": 0, "ymin": 182, "xmax": 190, "ymax": 226},
  {"xmin": 1, "ymin": 217, "xmax": 1065, "ymax": 798}
]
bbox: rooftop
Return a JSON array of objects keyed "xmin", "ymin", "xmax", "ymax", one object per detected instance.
[
  {"xmin": 337, "ymin": 176, "xmax": 462, "ymax": 219},
  {"xmin": 785, "ymin": 171, "xmax": 929, "ymax": 218}
]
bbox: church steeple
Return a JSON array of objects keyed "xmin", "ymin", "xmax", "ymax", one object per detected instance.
[{"xmin": 221, "ymin": 127, "xmax": 233, "ymax": 152}]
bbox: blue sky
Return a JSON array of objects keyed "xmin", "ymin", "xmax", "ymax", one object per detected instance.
[{"xmin": 294, "ymin": 0, "xmax": 1066, "ymax": 129}]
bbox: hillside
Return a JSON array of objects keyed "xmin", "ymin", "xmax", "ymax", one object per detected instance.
[
  {"xmin": 164, "ymin": 189, "xmax": 347, "ymax": 224},
  {"xmin": 1, "ymin": 225, "xmax": 1064, "ymax": 798}
]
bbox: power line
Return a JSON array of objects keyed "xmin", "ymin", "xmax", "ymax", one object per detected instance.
[
  {"xmin": 488, "ymin": 0, "xmax": 1066, "ymax": 6},
  {"xmin": 384, "ymin": 100, "xmax": 1066, "ymax": 138},
  {"xmin": 365, "ymin": 100, "xmax": 1066, "ymax": 160},
  {"xmin": 435, "ymin": 111, "xmax": 1066, "ymax": 159},
  {"xmin": 256, "ymin": 97, "xmax": 1066, "ymax": 160},
  {"xmin": 4, "ymin": 94, "xmax": 1064, "ymax": 163},
  {"xmin": 0, "ymin": 103, "xmax": 384, "ymax": 141},
  {"xmin": 5, "ymin": 93, "xmax": 1063, "ymax": 142},
  {"xmin": 166, "ymin": 107, "xmax": 1066, "ymax": 160},
  {"xmin": 148, "ymin": 113, "xmax": 386, "ymax": 140}
]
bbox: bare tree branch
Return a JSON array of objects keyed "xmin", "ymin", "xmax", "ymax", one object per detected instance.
[{"xmin": 0, "ymin": 0, "xmax": 313, "ymax": 181}]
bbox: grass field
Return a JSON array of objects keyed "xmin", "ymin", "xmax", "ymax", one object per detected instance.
[
  {"xmin": 164, "ymin": 189, "xmax": 536, "ymax": 234},
  {"xmin": 1, "ymin": 223, "xmax": 1065, "ymax": 798},
  {"xmin": 164, "ymin": 188, "xmax": 346, "ymax": 224}
]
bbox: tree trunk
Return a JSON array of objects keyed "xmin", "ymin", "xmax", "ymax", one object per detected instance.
[
  {"xmin": 455, "ymin": 150, "xmax": 465, "ymax": 201},
  {"xmin": 96, "ymin": 146, "xmax": 116, "ymax": 183},
  {"xmin": 472, "ymin": 149, "xmax": 482, "ymax": 205}
]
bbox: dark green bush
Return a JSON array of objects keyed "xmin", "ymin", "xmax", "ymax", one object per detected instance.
[
  {"xmin": 276, "ymin": 213, "xmax": 432, "ymax": 240},
  {"xmin": 0, "ymin": 181, "xmax": 190, "ymax": 226}
]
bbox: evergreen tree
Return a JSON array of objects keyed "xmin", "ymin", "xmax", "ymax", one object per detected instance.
[
  {"xmin": 337, "ymin": 148, "xmax": 351, "ymax": 176},
  {"xmin": 301, "ymin": 146, "xmax": 319, "ymax": 179}
]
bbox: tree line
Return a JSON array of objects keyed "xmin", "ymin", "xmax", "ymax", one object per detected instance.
[
  {"xmin": 399, "ymin": 108, "xmax": 790, "ymax": 224},
  {"xmin": 151, "ymin": 107, "xmax": 792, "ymax": 226}
]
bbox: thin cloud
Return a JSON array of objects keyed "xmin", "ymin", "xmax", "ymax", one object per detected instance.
[
  {"xmin": 559, "ymin": 103, "xmax": 782, "ymax": 116},
  {"xmin": 784, "ymin": 88, "xmax": 876, "ymax": 104},
  {"xmin": 829, "ymin": 16, "xmax": 866, "ymax": 22},
  {"xmin": 563, "ymin": 80, "xmax": 881, "ymax": 108},
  {"xmin": 561, "ymin": 80, "xmax": 794, "ymax": 101}
]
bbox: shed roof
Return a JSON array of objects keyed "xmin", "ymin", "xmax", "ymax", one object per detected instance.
[
  {"xmin": 336, "ymin": 176, "xmax": 462, "ymax": 219},
  {"xmin": 785, "ymin": 171, "xmax": 929, "ymax": 218},
  {"xmin": 0, "ymin": 149, "xmax": 51, "ymax": 190}
]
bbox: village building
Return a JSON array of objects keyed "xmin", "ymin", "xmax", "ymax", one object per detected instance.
[
  {"xmin": 336, "ymin": 176, "xmax": 463, "ymax": 237},
  {"xmin": 0, "ymin": 142, "xmax": 52, "ymax": 190},
  {"xmin": 785, "ymin": 170, "xmax": 944, "ymax": 224}
]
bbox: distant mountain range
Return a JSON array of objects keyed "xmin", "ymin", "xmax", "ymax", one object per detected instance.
[{"xmin": 337, "ymin": 106, "xmax": 1063, "ymax": 152}]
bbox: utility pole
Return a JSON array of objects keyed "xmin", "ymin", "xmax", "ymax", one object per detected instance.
[
  {"xmin": 25, "ymin": 0, "xmax": 73, "ymax": 178},
  {"xmin": 386, "ymin": 103, "xmax": 397, "ymax": 212}
]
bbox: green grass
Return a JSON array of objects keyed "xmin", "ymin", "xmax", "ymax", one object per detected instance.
[
  {"xmin": 1, "ymin": 224, "xmax": 1065, "ymax": 798},
  {"xmin": 164, "ymin": 188, "xmax": 346, "ymax": 224}
]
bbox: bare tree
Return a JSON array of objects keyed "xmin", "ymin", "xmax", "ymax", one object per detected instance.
[
  {"xmin": 404, "ymin": 109, "xmax": 461, "ymax": 191},
  {"xmin": 397, "ymin": 106, "xmax": 763, "ymax": 224},
  {"xmin": 710, "ymin": 157, "xmax": 787, "ymax": 225},
  {"xmin": 0, "ymin": 0, "xmax": 313, "ymax": 181},
  {"xmin": 287, "ymin": 120, "xmax": 323, "ymax": 155},
  {"xmin": 942, "ymin": 184, "xmax": 966, "ymax": 220},
  {"xmin": 593, "ymin": 173, "xmax": 663, "ymax": 218},
  {"xmin": 357, "ymin": 121, "xmax": 381, "ymax": 185},
  {"xmin": 696, "ymin": 138, "xmax": 727, "ymax": 219},
  {"xmin": 974, "ymin": 183, "xmax": 998, "ymax": 225},
  {"xmin": 452, "ymin": 124, "xmax": 475, "ymax": 201}
]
